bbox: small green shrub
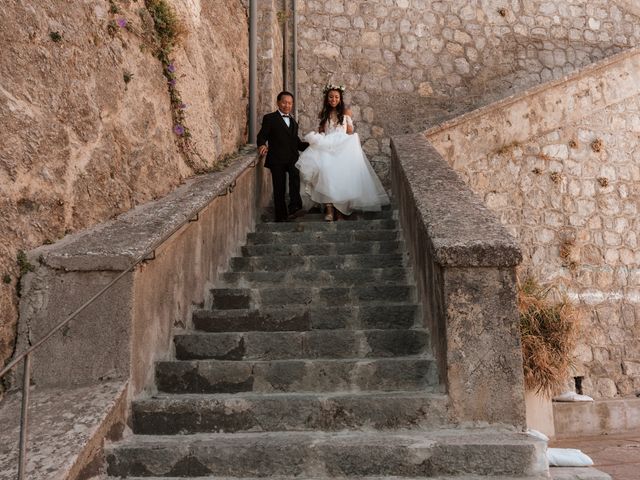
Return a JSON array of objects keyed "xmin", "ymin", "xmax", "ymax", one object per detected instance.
[
  {"xmin": 145, "ymin": 0, "xmax": 185, "ymax": 60},
  {"xmin": 17, "ymin": 250, "xmax": 35, "ymax": 276}
]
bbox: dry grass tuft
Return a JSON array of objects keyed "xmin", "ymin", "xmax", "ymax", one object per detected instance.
[
  {"xmin": 591, "ymin": 138, "xmax": 603, "ymax": 152},
  {"xmin": 518, "ymin": 277, "xmax": 579, "ymax": 397}
]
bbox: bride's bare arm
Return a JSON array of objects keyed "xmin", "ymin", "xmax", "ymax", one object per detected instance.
[{"xmin": 345, "ymin": 108, "xmax": 354, "ymax": 134}]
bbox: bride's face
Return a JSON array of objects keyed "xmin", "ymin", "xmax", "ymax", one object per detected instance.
[{"xmin": 327, "ymin": 90, "xmax": 341, "ymax": 108}]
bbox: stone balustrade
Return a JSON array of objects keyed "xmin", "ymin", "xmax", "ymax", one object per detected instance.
[
  {"xmin": 391, "ymin": 133, "xmax": 525, "ymax": 427},
  {"xmin": 15, "ymin": 152, "xmax": 270, "ymax": 395}
]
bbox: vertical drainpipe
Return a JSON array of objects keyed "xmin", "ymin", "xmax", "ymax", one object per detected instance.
[
  {"xmin": 283, "ymin": 0, "xmax": 289, "ymax": 91},
  {"xmin": 292, "ymin": 0, "xmax": 298, "ymax": 118},
  {"xmin": 249, "ymin": 0, "xmax": 257, "ymax": 144}
]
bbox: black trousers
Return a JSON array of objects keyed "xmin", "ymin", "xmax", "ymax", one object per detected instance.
[{"xmin": 268, "ymin": 163, "xmax": 302, "ymax": 221}]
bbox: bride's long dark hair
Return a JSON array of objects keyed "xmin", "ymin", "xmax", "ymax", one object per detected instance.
[{"xmin": 318, "ymin": 88, "xmax": 345, "ymax": 130}]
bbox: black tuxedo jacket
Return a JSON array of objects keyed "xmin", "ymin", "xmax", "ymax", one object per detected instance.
[{"xmin": 257, "ymin": 111, "xmax": 308, "ymax": 168}]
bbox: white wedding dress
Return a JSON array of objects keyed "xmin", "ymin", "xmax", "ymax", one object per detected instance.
[{"xmin": 295, "ymin": 115, "xmax": 389, "ymax": 215}]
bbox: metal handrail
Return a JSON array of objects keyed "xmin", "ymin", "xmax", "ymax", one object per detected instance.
[{"xmin": 0, "ymin": 163, "xmax": 253, "ymax": 478}]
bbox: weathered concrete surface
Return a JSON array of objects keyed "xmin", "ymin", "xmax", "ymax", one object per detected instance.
[
  {"xmin": 526, "ymin": 390, "xmax": 556, "ymax": 439},
  {"xmin": 15, "ymin": 152, "xmax": 271, "ymax": 394},
  {"xmin": 554, "ymin": 397, "xmax": 640, "ymax": 438},
  {"xmin": 0, "ymin": 381, "xmax": 126, "ymax": 480},
  {"xmin": 390, "ymin": 133, "xmax": 525, "ymax": 427},
  {"xmin": 0, "ymin": 0, "xmax": 255, "ymax": 387},
  {"xmin": 426, "ymin": 47, "xmax": 640, "ymax": 399}
]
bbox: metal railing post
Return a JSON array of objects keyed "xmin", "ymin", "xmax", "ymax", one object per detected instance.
[{"xmin": 17, "ymin": 353, "xmax": 31, "ymax": 480}]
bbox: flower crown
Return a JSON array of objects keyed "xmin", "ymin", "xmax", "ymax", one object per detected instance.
[{"xmin": 323, "ymin": 83, "xmax": 345, "ymax": 94}]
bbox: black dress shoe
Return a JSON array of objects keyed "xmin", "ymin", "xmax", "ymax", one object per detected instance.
[{"xmin": 287, "ymin": 208, "xmax": 306, "ymax": 220}]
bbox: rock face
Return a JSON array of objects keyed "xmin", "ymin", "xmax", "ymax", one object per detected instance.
[{"xmin": 0, "ymin": 0, "xmax": 249, "ymax": 375}]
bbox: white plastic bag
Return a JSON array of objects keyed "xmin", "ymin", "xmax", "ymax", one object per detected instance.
[
  {"xmin": 547, "ymin": 448, "xmax": 594, "ymax": 467},
  {"xmin": 553, "ymin": 391, "xmax": 594, "ymax": 402}
]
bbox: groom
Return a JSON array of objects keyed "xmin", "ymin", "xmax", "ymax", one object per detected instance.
[{"xmin": 257, "ymin": 91, "xmax": 308, "ymax": 222}]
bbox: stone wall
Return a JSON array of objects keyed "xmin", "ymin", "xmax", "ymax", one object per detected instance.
[
  {"xmin": 296, "ymin": 0, "xmax": 640, "ymax": 181},
  {"xmin": 0, "ymin": 0, "xmax": 249, "ymax": 378},
  {"xmin": 427, "ymin": 48, "xmax": 640, "ymax": 399}
]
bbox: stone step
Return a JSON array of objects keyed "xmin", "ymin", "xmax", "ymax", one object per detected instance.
[
  {"xmin": 221, "ymin": 267, "xmax": 410, "ymax": 287},
  {"xmin": 230, "ymin": 253, "xmax": 406, "ymax": 272},
  {"xmin": 256, "ymin": 218, "xmax": 397, "ymax": 233},
  {"xmin": 131, "ymin": 391, "xmax": 449, "ymax": 434},
  {"xmin": 299, "ymin": 209, "xmax": 395, "ymax": 221},
  {"xmin": 105, "ymin": 430, "xmax": 547, "ymax": 478},
  {"xmin": 209, "ymin": 285, "xmax": 415, "ymax": 310},
  {"xmin": 155, "ymin": 357, "xmax": 438, "ymax": 394},
  {"xmin": 174, "ymin": 329, "xmax": 430, "ymax": 361},
  {"xmin": 192, "ymin": 304, "xmax": 420, "ymax": 332},
  {"xmin": 115, "ymin": 477, "xmax": 548, "ymax": 480},
  {"xmin": 241, "ymin": 240, "xmax": 403, "ymax": 257},
  {"xmin": 247, "ymin": 229, "xmax": 399, "ymax": 245}
]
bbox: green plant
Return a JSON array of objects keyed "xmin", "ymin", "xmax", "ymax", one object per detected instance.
[
  {"xmin": 107, "ymin": 20, "xmax": 118, "ymax": 36},
  {"xmin": 49, "ymin": 31, "xmax": 62, "ymax": 42},
  {"xmin": 145, "ymin": 0, "xmax": 185, "ymax": 58},
  {"xmin": 123, "ymin": 71, "xmax": 134, "ymax": 84},
  {"xmin": 518, "ymin": 277, "xmax": 579, "ymax": 397},
  {"xmin": 142, "ymin": 0, "xmax": 210, "ymax": 171},
  {"xmin": 3, "ymin": 274, "xmax": 11, "ymax": 284},
  {"xmin": 17, "ymin": 250, "xmax": 35, "ymax": 276}
]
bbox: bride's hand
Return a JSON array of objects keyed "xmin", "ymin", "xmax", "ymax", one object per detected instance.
[{"xmin": 345, "ymin": 108, "xmax": 354, "ymax": 134}]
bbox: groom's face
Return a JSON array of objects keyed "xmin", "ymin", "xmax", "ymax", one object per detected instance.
[{"xmin": 277, "ymin": 95, "xmax": 294, "ymax": 115}]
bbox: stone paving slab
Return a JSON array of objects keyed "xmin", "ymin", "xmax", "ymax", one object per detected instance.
[
  {"xmin": 0, "ymin": 381, "xmax": 127, "ymax": 480},
  {"xmin": 551, "ymin": 431, "xmax": 640, "ymax": 480},
  {"xmin": 549, "ymin": 466, "xmax": 612, "ymax": 480}
]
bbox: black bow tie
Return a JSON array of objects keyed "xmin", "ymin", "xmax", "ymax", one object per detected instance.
[{"xmin": 281, "ymin": 114, "xmax": 290, "ymax": 118}]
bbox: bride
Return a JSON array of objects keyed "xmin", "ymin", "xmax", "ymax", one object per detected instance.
[{"xmin": 296, "ymin": 84, "xmax": 389, "ymax": 221}]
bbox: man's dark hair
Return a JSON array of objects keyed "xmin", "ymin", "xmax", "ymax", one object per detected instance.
[{"xmin": 277, "ymin": 91, "xmax": 295, "ymax": 101}]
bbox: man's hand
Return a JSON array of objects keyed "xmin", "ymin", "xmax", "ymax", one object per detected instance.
[{"xmin": 258, "ymin": 145, "xmax": 268, "ymax": 156}]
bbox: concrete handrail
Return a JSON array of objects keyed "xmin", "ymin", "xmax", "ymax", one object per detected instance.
[
  {"xmin": 2, "ymin": 152, "xmax": 259, "ymax": 380},
  {"xmin": 13, "ymin": 150, "xmax": 271, "ymax": 394},
  {"xmin": 391, "ymin": 133, "xmax": 526, "ymax": 427}
]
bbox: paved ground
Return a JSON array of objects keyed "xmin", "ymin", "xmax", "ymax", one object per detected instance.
[{"xmin": 551, "ymin": 430, "xmax": 640, "ymax": 479}]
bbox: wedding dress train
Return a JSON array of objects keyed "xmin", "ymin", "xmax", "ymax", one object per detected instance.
[{"xmin": 295, "ymin": 115, "xmax": 389, "ymax": 215}]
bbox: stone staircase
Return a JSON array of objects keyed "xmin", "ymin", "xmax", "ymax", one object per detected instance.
[{"xmin": 104, "ymin": 207, "xmax": 547, "ymax": 479}]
